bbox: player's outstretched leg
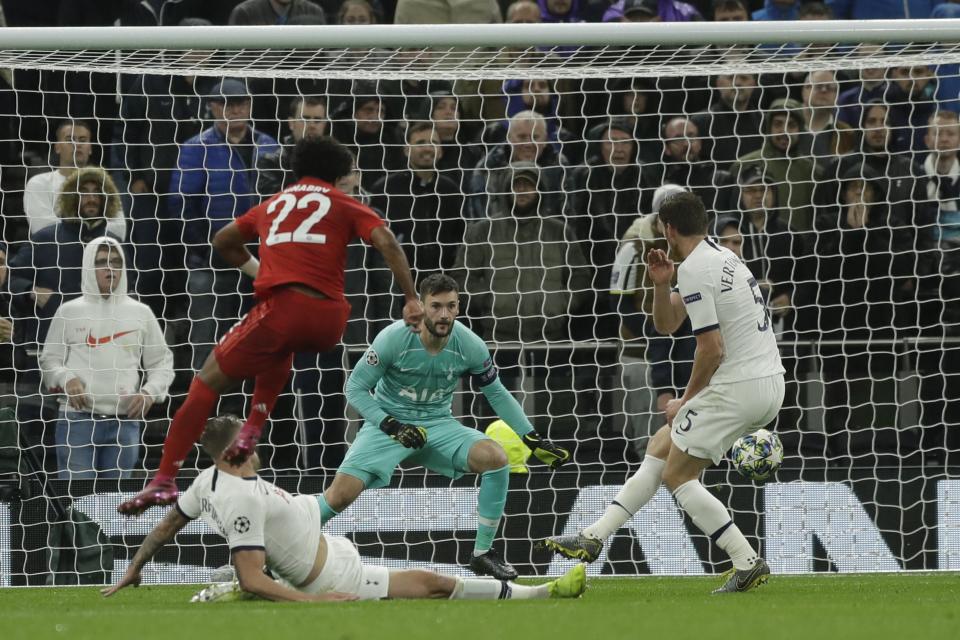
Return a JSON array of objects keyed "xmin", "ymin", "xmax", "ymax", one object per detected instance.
[
  {"xmin": 543, "ymin": 426, "xmax": 671, "ymax": 562},
  {"xmin": 223, "ymin": 355, "xmax": 293, "ymax": 466},
  {"xmin": 117, "ymin": 375, "xmax": 222, "ymax": 515},
  {"xmin": 447, "ymin": 564, "xmax": 586, "ymax": 600}
]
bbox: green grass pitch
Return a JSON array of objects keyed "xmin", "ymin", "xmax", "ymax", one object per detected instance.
[{"xmin": 2, "ymin": 573, "xmax": 958, "ymax": 640}]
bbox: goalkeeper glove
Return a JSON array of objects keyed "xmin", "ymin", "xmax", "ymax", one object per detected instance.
[
  {"xmin": 380, "ymin": 417, "xmax": 427, "ymax": 449},
  {"xmin": 522, "ymin": 432, "xmax": 570, "ymax": 469}
]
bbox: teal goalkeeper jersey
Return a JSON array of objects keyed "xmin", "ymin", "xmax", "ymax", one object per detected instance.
[{"xmin": 345, "ymin": 320, "xmax": 534, "ymax": 434}]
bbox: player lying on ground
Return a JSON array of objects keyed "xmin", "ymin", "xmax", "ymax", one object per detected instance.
[
  {"xmin": 118, "ymin": 136, "xmax": 423, "ymax": 516},
  {"xmin": 318, "ymin": 273, "xmax": 570, "ymax": 581},
  {"xmin": 544, "ymin": 192, "xmax": 785, "ymax": 593},
  {"xmin": 103, "ymin": 416, "xmax": 586, "ymax": 603}
]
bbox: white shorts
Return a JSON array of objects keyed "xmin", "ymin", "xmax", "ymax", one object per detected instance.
[
  {"xmin": 300, "ymin": 536, "xmax": 390, "ymax": 600},
  {"xmin": 670, "ymin": 374, "xmax": 785, "ymax": 464}
]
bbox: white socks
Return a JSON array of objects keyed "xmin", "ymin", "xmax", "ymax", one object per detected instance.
[
  {"xmin": 450, "ymin": 578, "xmax": 548, "ymax": 600},
  {"xmin": 672, "ymin": 479, "xmax": 758, "ymax": 570},
  {"xmin": 583, "ymin": 456, "xmax": 666, "ymax": 541}
]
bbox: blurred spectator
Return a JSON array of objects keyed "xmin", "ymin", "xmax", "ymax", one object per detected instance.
[
  {"xmin": 808, "ymin": 164, "xmax": 916, "ymax": 462},
  {"xmin": 597, "ymin": 77, "xmax": 663, "ymax": 164},
  {"xmin": 9, "ymin": 168, "xmax": 125, "ymax": 471},
  {"xmin": 229, "ymin": 0, "xmax": 326, "ymax": 24},
  {"xmin": 454, "ymin": 163, "xmax": 592, "ymax": 449},
  {"xmin": 611, "ymin": 184, "xmax": 694, "ymax": 457},
  {"xmin": 820, "ymin": 101, "xmax": 927, "ymax": 231},
  {"xmin": 338, "ymin": 0, "xmax": 379, "ymax": 22},
  {"xmin": 933, "ymin": 0, "xmax": 960, "ymax": 16},
  {"xmin": 23, "ymin": 120, "xmax": 125, "ymax": 240},
  {"xmin": 507, "ymin": 0, "xmax": 543, "ymax": 22},
  {"xmin": 752, "ymin": 0, "xmax": 799, "ymax": 20},
  {"xmin": 394, "ymin": 0, "xmax": 503, "ymax": 23},
  {"xmin": 429, "ymin": 89, "xmax": 483, "ymax": 193},
  {"xmin": 565, "ymin": 117, "xmax": 658, "ymax": 338},
  {"xmin": 604, "ymin": 0, "xmax": 703, "ymax": 21},
  {"xmin": 650, "ymin": 116, "xmax": 733, "ymax": 212},
  {"xmin": 370, "ymin": 122, "xmax": 465, "ymax": 277},
  {"xmin": 0, "ymin": 244, "xmax": 15, "ymax": 386},
  {"xmin": 797, "ymin": 1, "xmax": 833, "ymax": 18},
  {"xmin": 886, "ymin": 65, "xmax": 938, "ymax": 153},
  {"xmin": 257, "ymin": 96, "xmax": 329, "ymax": 196},
  {"xmin": 713, "ymin": 214, "xmax": 743, "ymax": 255},
  {"xmin": 691, "ymin": 74, "xmax": 762, "ymax": 170},
  {"xmin": 735, "ymin": 166, "xmax": 809, "ymax": 334},
  {"xmin": 41, "ymin": 238, "xmax": 173, "ymax": 480},
  {"xmin": 502, "ymin": 78, "xmax": 565, "ymax": 148},
  {"xmin": 733, "ymin": 98, "xmax": 821, "ymax": 231},
  {"xmin": 469, "ymin": 110, "xmax": 567, "ymax": 217},
  {"xmin": 57, "ymin": 0, "xmax": 230, "ymax": 26},
  {"xmin": 836, "ymin": 44, "xmax": 888, "ymax": 128},
  {"xmin": 918, "ymin": 110, "xmax": 960, "ymax": 247},
  {"xmin": 734, "ymin": 166, "xmax": 813, "ymax": 449},
  {"xmin": 711, "ymin": 0, "xmax": 750, "ymax": 20},
  {"xmin": 825, "ymin": 0, "xmax": 933, "ymax": 19},
  {"xmin": 330, "ymin": 86, "xmax": 405, "ymax": 192},
  {"xmin": 169, "ymin": 78, "xmax": 279, "ymax": 369},
  {"xmin": 454, "ymin": 161, "xmax": 590, "ymax": 342},
  {"xmin": 798, "ymin": 70, "xmax": 854, "ymax": 161},
  {"xmin": 120, "ymin": 64, "xmax": 213, "ymax": 316},
  {"xmin": 538, "ymin": 0, "xmax": 585, "ymax": 22}
]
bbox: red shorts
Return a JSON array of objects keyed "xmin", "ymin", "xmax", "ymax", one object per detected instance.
[{"xmin": 213, "ymin": 288, "xmax": 351, "ymax": 380}]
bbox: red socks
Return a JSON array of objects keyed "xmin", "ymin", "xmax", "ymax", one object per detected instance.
[
  {"xmin": 243, "ymin": 356, "xmax": 293, "ymax": 436},
  {"xmin": 156, "ymin": 376, "xmax": 220, "ymax": 480}
]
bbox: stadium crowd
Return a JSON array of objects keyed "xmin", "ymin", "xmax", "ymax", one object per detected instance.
[{"xmin": 0, "ymin": 0, "xmax": 958, "ymax": 481}]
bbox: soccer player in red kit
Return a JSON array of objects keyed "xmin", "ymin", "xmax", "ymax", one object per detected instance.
[{"xmin": 118, "ymin": 137, "xmax": 422, "ymax": 516}]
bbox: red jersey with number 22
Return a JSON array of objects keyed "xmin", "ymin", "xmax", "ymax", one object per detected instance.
[{"xmin": 234, "ymin": 177, "xmax": 385, "ymax": 301}]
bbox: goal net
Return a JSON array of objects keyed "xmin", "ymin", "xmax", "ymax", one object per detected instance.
[{"xmin": 0, "ymin": 21, "xmax": 959, "ymax": 586}]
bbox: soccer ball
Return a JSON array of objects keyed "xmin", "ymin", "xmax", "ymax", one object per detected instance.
[{"xmin": 730, "ymin": 429, "xmax": 783, "ymax": 482}]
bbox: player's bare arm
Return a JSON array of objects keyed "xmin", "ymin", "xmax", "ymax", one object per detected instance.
[
  {"xmin": 101, "ymin": 508, "xmax": 191, "ymax": 597},
  {"xmin": 213, "ymin": 222, "xmax": 259, "ymax": 278},
  {"xmin": 665, "ymin": 329, "xmax": 724, "ymax": 426},
  {"xmin": 646, "ymin": 248, "xmax": 687, "ymax": 335},
  {"xmin": 370, "ymin": 225, "xmax": 423, "ymax": 331},
  {"xmin": 232, "ymin": 548, "xmax": 357, "ymax": 603}
]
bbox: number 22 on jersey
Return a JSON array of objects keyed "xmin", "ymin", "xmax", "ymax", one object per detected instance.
[{"xmin": 265, "ymin": 192, "xmax": 331, "ymax": 246}]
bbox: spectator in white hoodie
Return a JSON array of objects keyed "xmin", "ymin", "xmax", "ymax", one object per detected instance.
[{"xmin": 41, "ymin": 236, "xmax": 174, "ymax": 479}]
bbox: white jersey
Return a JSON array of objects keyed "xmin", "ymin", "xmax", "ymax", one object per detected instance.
[
  {"xmin": 177, "ymin": 466, "xmax": 322, "ymax": 587},
  {"xmin": 676, "ymin": 238, "xmax": 784, "ymax": 385}
]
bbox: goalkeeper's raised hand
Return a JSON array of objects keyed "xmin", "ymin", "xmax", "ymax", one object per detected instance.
[
  {"xmin": 380, "ymin": 417, "xmax": 427, "ymax": 449},
  {"xmin": 522, "ymin": 432, "xmax": 571, "ymax": 469}
]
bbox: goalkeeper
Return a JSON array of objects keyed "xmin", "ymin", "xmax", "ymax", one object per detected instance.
[{"xmin": 320, "ymin": 273, "xmax": 570, "ymax": 581}]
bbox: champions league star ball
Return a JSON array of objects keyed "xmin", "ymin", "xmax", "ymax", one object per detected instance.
[{"xmin": 730, "ymin": 429, "xmax": 783, "ymax": 482}]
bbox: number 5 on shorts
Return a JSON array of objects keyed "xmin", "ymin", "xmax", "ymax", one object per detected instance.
[{"xmin": 676, "ymin": 409, "xmax": 698, "ymax": 433}]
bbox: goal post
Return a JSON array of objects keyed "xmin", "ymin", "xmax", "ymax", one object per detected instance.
[{"xmin": 0, "ymin": 20, "xmax": 958, "ymax": 586}]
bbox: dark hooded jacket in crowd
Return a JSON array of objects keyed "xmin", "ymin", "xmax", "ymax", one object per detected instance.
[
  {"xmin": 735, "ymin": 192, "xmax": 814, "ymax": 333},
  {"xmin": 120, "ymin": 73, "xmax": 213, "ymax": 194},
  {"xmin": 425, "ymin": 88, "xmax": 483, "ymax": 196},
  {"xmin": 370, "ymin": 169, "xmax": 465, "ymax": 278},
  {"xmin": 564, "ymin": 121, "xmax": 660, "ymax": 338},
  {"xmin": 330, "ymin": 96, "xmax": 405, "ymax": 193},
  {"xmin": 801, "ymin": 164, "xmax": 915, "ymax": 341},
  {"xmin": 816, "ymin": 101, "xmax": 933, "ymax": 232},
  {"xmin": 690, "ymin": 88, "xmax": 763, "ymax": 171}
]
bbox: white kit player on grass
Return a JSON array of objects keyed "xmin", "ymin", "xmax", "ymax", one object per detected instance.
[
  {"xmin": 544, "ymin": 191, "xmax": 785, "ymax": 593},
  {"xmin": 102, "ymin": 416, "xmax": 586, "ymax": 603}
]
